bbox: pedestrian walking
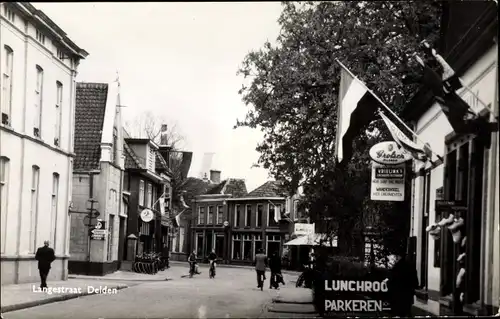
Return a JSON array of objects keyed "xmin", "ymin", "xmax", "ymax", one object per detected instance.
[
  {"xmin": 386, "ymin": 248, "xmax": 419, "ymax": 317},
  {"xmin": 269, "ymin": 251, "xmax": 283, "ymax": 289},
  {"xmin": 254, "ymin": 248, "xmax": 267, "ymax": 290},
  {"xmin": 35, "ymin": 240, "xmax": 56, "ymax": 289}
]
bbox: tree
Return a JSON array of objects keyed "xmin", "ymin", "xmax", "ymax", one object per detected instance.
[{"xmin": 236, "ymin": 1, "xmax": 441, "ymax": 257}]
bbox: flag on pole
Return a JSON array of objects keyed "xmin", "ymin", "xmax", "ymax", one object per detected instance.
[
  {"xmin": 179, "ymin": 195, "xmax": 189, "ymax": 209},
  {"xmin": 378, "ymin": 111, "xmax": 432, "ymax": 162},
  {"xmin": 335, "ymin": 64, "xmax": 380, "ymax": 164},
  {"xmin": 274, "ymin": 204, "xmax": 281, "ymax": 223},
  {"xmin": 172, "ymin": 210, "xmax": 185, "ymax": 228},
  {"xmin": 159, "ymin": 195, "xmax": 165, "ymax": 215}
]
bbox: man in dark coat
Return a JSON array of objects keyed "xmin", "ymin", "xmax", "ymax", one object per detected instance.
[
  {"xmin": 35, "ymin": 240, "xmax": 56, "ymax": 289},
  {"xmin": 269, "ymin": 251, "xmax": 282, "ymax": 289},
  {"xmin": 387, "ymin": 251, "xmax": 419, "ymax": 317}
]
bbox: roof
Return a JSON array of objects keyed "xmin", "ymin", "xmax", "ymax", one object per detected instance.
[
  {"xmin": 245, "ymin": 181, "xmax": 288, "ymax": 198},
  {"xmin": 74, "ymin": 83, "xmax": 108, "ymax": 171},
  {"xmin": 10, "ymin": 3, "xmax": 88, "ymax": 59},
  {"xmin": 205, "ymin": 179, "xmax": 248, "ymax": 197},
  {"xmin": 124, "ymin": 141, "xmax": 143, "ymax": 170}
]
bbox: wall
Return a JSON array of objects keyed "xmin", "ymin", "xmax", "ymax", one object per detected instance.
[{"xmin": 1, "ymin": 7, "xmax": 79, "ymax": 284}]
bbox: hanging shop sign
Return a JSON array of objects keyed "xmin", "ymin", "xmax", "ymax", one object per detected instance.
[
  {"xmin": 140, "ymin": 209, "xmax": 154, "ymax": 223},
  {"xmin": 294, "ymin": 223, "xmax": 315, "ymax": 236},
  {"xmin": 369, "ymin": 141, "xmax": 412, "ymax": 165},
  {"xmin": 370, "ymin": 161, "xmax": 405, "ymax": 201},
  {"xmin": 90, "ymin": 219, "xmax": 107, "ymax": 240},
  {"xmin": 317, "ymin": 273, "xmax": 391, "ymax": 316}
]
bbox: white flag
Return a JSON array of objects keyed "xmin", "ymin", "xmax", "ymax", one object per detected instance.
[
  {"xmin": 274, "ymin": 204, "xmax": 281, "ymax": 223},
  {"xmin": 159, "ymin": 195, "xmax": 165, "ymax": 215}
]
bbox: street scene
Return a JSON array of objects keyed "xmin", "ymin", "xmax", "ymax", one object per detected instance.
[{"xmin": 1, "ymin": 1, "xmax": 499, "ymax": 318}]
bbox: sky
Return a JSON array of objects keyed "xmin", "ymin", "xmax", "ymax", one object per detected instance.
[{"xmin": 34, "ymin": 2, "xmax": 284, "ymax": 192}]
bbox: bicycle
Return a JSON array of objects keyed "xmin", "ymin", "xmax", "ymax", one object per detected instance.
[
  {"xmin": 209, "ymin": 260, "xmax": 216, "ymax": 279},
  {"xmin": 296, "ymin": 264, "xmax": 314, "ymax": 288}
]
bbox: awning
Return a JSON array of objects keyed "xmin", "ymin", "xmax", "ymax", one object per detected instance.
[{"xmin": 284, "ymin": 234, "xmax": 337, "ymax": 247}]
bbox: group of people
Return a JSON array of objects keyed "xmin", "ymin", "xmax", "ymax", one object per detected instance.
[{"xmin": 254, "ymin": 249, "xmax": 285, "ymax": 290}]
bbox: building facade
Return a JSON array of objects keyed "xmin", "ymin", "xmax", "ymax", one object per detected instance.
[
  {"xmin": 68, "ymin": 82, "xmax": 126, "ymax": 276},
  {"xmin": 1, "ymin": 2, "xmax": 88, "ymax": 284},
  {"xmin": 122, "ymin": 137, "xmax": 172, "ymax": 261},
  {"xmin": 403, "ymin": 2, "xmax": 498, "ymax": 316}
]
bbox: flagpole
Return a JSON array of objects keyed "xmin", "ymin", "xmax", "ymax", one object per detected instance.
[
  {"xmin": 152, "ymin": 191, "xmax": 167, "ymax": 209},
  {"xmin": 335, "ymin": 59, "xmax": 440, "ymax": 158}
]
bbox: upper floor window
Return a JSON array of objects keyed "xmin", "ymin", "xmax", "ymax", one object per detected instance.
[
  {"xmin": 54, "ymin": 81, "xmax": 63, "ymax": 146},
  {"xmin": 139, "ymin": 180, "xmax": 145, "ymax": 206},
  {"xmin": 34, "ymin": 65, "xmax": 44, "ymax": 137},
  {"xmin": 36, "ymin": 30, "xmax": 46, "ymax": 45},
  {"xmin": 256, "ymin": 204, "xmax": 263, "ymax": 227},
  {"xmin": 198, "ymin": 207, "xmax": 205, "ymax": 225},
  {"xmin": 148, "ymin": 147, "xmax": 155, "ymax": 171},
  {"xmin": 146, "ymin": 183, "xmax": 152, "ymax": 208},
  {"xmin": 234, "ymin": 205, "xmax": 241, "ymax": 228},
  {"xmin": 3, "ymin": 5, "xmax": 15, "ymax": 23},
  {"xmin": 56, "ymin": 48, "xmax": 65, "ymax": 60},
  {"xmin": 208, "ymin": 206, "xmax": 214, "ymax": 224},
  {"xmin": 2, "ymin": 46, "xmax": 13, "ymax": 126},
  {"xmin": 30, "ymin": 165, "xmax": 40, "ymax": 252},
  {"xmin": 217, "ymin": 206, "xmax": 224, "ymax": 225},
  {"xmin": 51, "ymin": 173, "xmax": 59, "ymax": 246},
  {"xmin": 245, "ymin": 204, "xmax": 251, "ymax": 227}
]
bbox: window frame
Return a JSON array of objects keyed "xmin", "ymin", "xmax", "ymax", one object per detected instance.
[
  {"xmin": 138, "ymin": 180, "xmax": 145, "ymax": 207},
  {"xmin": 256, "ymin": 204, "xmax": 263, "ymax": 228},
  {"xmin": 2, "ymin": 45, "xmax": 14, "ymax": 126},
  {"xmin": 198, "ymin": 206, "xmax": 205, "ymax": 225},
  {"xmin": 234, "ymin": 204, "xmax": 241, "ymax": 228},
  {"xmin": 54, "ymin": 81, "xmax": 63, "ymax": 146},
  {"xmin": 208, "ymin": 205, "xmax": 214, "ymax": 224},
  {"xmin": 245, "ymin": 204, "xmax": 251, "ymax": 227},
  {"xmin": 0, "ymin": 157, "xmax": 10, "ymax": 253},
  {"xmin": 216, "ymin": 205, "xmax": 223, "ymax": 225},
  {"xmin": 34, "ymin": 65, "xmax": 44, "ymax": 137},
  {"xmin": 146, "ymin": 183, "xmax": 152, "ymax": 208},
  {"xmin": 30, "ymin": 165, "xmax": 40, "ymax": 253},
  {"xmin": 51, "ymin": 173, "xmax": 59, "ymax": 249}
]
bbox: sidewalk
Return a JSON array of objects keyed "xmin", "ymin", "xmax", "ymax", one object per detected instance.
[
  {"xmin": 68, "ymin": 268, "xmax": 182, "ymax": 282},
  {"xmin": 0, "ymin": 279, "xmax": 129, "ymax": 314},
  {"xmin": 260, "ymin": 287, "xmax": 321, "ymax": 318}
]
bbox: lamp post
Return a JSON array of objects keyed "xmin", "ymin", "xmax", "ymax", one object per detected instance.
[{"xmin": 84, "ymin": 198, "xmax": 99, "ymax": 275}]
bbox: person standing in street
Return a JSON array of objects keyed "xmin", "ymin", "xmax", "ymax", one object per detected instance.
[
  {"xmin": 35, "ymin": 240, "xmax": 56, "ymax": 289},
  {"xmin": 269, "ymin": 251, "xmax": 282, "ymax": 289},
  {"xmin": 254, "ymin": 248, "xmax": 268, "ymax": 290},
  {"xmin": 386, "ymin": 249, "xmax": 419, "ymax": 317}
]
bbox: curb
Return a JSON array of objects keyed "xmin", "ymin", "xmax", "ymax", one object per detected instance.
[
  {"xmin": 1, "ymin": 285, "xmax": 128, "ymax": 314},
  {"xmin": 272, "ymin": 299, "xmax": 313, "ymax": 304},
  {"xmin": 169, "ymin": 261, "xmax": 301, "ymax": 276},
  {"xmin": 68, "ymin": 275, "xmax": 173, "ymax": 282}
]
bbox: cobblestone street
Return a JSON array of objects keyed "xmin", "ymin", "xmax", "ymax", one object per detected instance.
[{"xmin": 3, "ymin": 265, "xmax": 307, "ymax": 319}]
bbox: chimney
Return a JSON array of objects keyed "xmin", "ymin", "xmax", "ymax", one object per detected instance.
[
  {"xmin": 160, "ymin": 124, "xmax": 169, "ymax": 146},
  {"xmin": 210, "ymin": 170, "xmax": 221, "ymax": 184}
]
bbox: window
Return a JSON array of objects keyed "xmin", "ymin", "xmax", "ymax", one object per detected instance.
[
  {"xmin": 293, "ymin": 199, "xmax": 299, "ymax": 221},
  {"xmin": 245, "ymin": 204, "xmax": 251, "ymax": 227},
  {"xmin": 196, "ymin": 233, "xmax": 203, "ymax": 256},
  {"xmin": 217, "ymin": 205, "xmax": 223, "ymax": 224},
  {"xmin": 54, "ymin": 82, "xmax": 63, "ymax": 146},
  {"xmin": 2, "ymin": 46, "xmax": 13, "ymax": 125},
  {"xmin": 243, "ymin": 234, "xmax": 252, "ymax": 261},
  {"xmin": 440, "ymin": 137, "xmax": 484, "ymax": 305},
  {"xmin": 215, "ymin": 234, "xmax": 224, "ymax": 258},
  {"xmin": 420, "ymin": 171, "xmax": 431, "ymax": 290},
  {"xmin": 232, "ymin": 234, "xmax": 242, "ymax": 259},
  {"xmin": 234, "ymin": 205, "xmax": 241, "ymax": 228},
  {"xmin": 30, "ymin": 166, "xmax": 40, "ymax": 253},
  {"xmin": 254, "ymin": 234, "xmax": 263, "ymax": 257},
  {"xmin": 146, "ymin": 183, "xmax": 152, "ymax": 208},
  {"xmin": 34, "ymin": 65, "xmax": 43, "ymax": 137},
  {"xmin": 0, "ymin": 157, "xmax": 10, "ymax": 253},
  {"xmin": 256, "ymin": 204, "xmax": 263, "ymax": 227},
  {"xmin": 198, "ymin": 207, "xmax": 205, "ymax": 224},
  {"xmin": 138, "ymin": 180, "xmax": 145, "ymax": 206},
  {"xmin": 108, "ymin": 215, "xmax": 114, "ymax": 261},
  {"xmin": 56, "ymin": 48, "xmax": 65, "ymax": 60},
  {"xmin": 50, "ymin": 173, "xmax": 59, "ymax": 249},
  {"xmin": 148, "ymin": 147, "xmax": 155, "ymax": 171},
  {"xmin": 268, "ymin": 203, "xmax": 278, "ymax": 227},
  {"xmin": 3, "ymin": 5, "xmax": 15, "ymax": 22},
  {"xmin": 35, "ymin": 29, "xmax": 45, "ymax": 45},
  {"xmin": 208, "ymin": 206, "xmax": 214, "ymax": 224},
  {"xmin": 266, "ymin": 234, "xmax": 281, "ymax": 256}
]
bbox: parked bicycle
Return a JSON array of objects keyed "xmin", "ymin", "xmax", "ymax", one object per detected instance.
[{"xmin": 132, "ymin": 252, "xmax": 168, "ymax": 274}]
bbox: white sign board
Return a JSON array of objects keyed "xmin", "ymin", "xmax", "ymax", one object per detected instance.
[
  {"xmin": 294, "ymin": 223, "xmax": 315, "ymax": 236},
  {"xmin": 369, "ymin": 141, "xmax": 412, "ymax": 165},
  {"xmin": 140, "ymin": 209, "xmax": 154, "ymax": 222},
  {"xmin": 91, "ymin": 229, "xmax": 107, "ymax": 240},
  {"xmin": 370, "ymin": 161, "xmax": 405, "ymax": 202}
]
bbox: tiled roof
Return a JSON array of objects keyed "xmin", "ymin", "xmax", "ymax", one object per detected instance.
[
  {"xmin": 124, "ymin": 141, "xmax": 143, "ymax": 170},
  {"xmin": 205, "ymin": 179, "xmax": 248, "ymax": 197},
  {"xmin": 245, "ymin": 181, "xmax": 288, "ymax": 198},
  {"xmin": 224, "ymin": 179, "xmax": 248, "ymax": 197},
  {"xmin": 74, "ymin": 83, "xmax": 108, "ymax": 171}
]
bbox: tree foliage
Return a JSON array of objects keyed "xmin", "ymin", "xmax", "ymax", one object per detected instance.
[{"xmin": 236, "ymin": 1, "xmax": 441, "ymax": 256}]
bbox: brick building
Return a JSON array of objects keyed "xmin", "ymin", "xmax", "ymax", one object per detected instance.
[{"xmin": 69, "ymin": 82, "xmax": 126, "ymax": 276}]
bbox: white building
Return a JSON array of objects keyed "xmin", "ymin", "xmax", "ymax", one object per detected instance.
[
  {"xmin": 403, "ymin": 2, "xmax": 498, "ymax": 316},
  {"xmin": 0, "ymin": 2, "xmax": 88, "ymax": 284}
]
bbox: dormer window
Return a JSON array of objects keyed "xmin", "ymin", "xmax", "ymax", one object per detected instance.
[{"xmin": 148, "ymin": 147, "xmax": 155, "ymax": 172}]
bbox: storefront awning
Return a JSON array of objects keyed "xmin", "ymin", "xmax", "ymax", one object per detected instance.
[{"xmin": 284, "ymin": 234, "xmax": 337, "ymax": 247}]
